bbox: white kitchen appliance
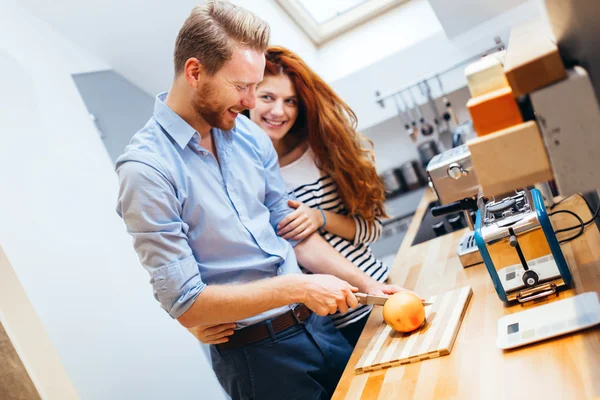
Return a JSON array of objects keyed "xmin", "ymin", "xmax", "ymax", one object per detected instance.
[{"xmin": 497, "ymin": 292, "xmax": 600, "ymax": 349}]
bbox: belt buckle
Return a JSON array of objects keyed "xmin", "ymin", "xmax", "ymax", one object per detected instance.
[{"xmin": 292, "ymin": 304, "xmax": 305, "ymax": 324}]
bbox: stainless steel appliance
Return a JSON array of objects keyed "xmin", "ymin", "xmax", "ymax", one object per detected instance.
[
  {"xmin": 425, "ymin": 145, "xmax": 482, "ymax": 267},
  {"xmin": 457, "ymin": 230, "xmax": 482, "ymax": 268},
  {"xmin": 426, "ymin": 144, "xmax": 479, "ymax": 205},
  {"xmin": 475, "ymin": 189, "xmax": 572, "ymax": 303}
]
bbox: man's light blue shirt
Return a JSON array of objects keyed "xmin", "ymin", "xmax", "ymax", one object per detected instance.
[{"xmin": 116, "ymin": 93, "xmax": 302, "ymax": 327}]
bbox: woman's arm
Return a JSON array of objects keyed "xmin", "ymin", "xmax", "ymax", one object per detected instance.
[
  {"xmin": 278, "ymin": 200, "xmax": 356, "ymax": 241},
  {"xmin": 319, "ymin": 209, "xmax": 355, "ymax": 240},
  {"xmin": 277, "ymin": 200, "xmax": 383, "ymax": 244}
]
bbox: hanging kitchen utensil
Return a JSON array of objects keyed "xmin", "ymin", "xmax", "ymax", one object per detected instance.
[
  {"xmin": 400, "ymin": 90, "xmax": 420, "ymax": 141},
  {"xmin": 421, "ymin": 80, "xmax": 452, "ymax": 150},
  {"xmin": 437, "ymin": 75, "xmax": 460, "ymax": 127},
  {"xmin": 393, "ymin": 93, "xmax": 417, "ymax": 142},
  {"xmin": 374, "ymin": 90, "xmax": 385, "ymax": 108},
  {"xmin": 408, "ymin": 88, "xmax": 435, "ymax": 137},
  {"xmin": 392, "ymin": 94, "xmax": 410, "ymax": 129},
  {"xmin": 420, "ymin": 81, "xmax": 443, "ymax": 130}
]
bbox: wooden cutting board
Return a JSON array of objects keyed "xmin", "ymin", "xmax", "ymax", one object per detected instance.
[{"xmin": 355, "ymin": 285, "xmax": 473, "ymax": 374}]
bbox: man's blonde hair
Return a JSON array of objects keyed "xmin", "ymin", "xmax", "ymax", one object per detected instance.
[{"xmin": 174, "ymin": 0, "xmax": 270, "ymax": 75}]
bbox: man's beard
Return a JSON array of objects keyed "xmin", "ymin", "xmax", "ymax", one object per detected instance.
[{"xmin": 192, "ymin": 81, "xmax": 238, "ymax": 131}]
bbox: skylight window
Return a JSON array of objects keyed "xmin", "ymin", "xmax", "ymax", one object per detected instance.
[
  {"xmin": 298, "ymin": 0, "xmax": 371, "ymax": 24},
  {"xmin": 276, "ymin": 0, "xmax": 408, "ymax": 46}
]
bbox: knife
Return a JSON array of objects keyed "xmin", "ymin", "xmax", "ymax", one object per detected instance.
[{"xmin": 356, "ymin": 293, "xmax": 433, "ymax": 307}]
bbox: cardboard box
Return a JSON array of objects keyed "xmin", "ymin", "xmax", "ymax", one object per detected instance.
[
  {"xmin": 467, "ymin": 87, "xmax": 522, "ymax": 136},
  {"xmin": 504, "ymin": 19, "xmax": 567, "ymax": 97},
  {"xmin": 467, "ymin": 121, "xmax": 553, "ymax": 197}
]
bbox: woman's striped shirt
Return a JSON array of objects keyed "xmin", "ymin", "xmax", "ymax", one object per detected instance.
[{"xmin": 279, "ymin": 147, "xmax": 389, "ymax": 328}]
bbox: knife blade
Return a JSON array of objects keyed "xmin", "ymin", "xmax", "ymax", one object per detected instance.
[{"xmin": 356, "ymin": 293, "xmax": 432, "ymax": 306}]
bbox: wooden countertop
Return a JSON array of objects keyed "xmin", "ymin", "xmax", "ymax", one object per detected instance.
[{"xmin": 333, "ymin": 189, "xmax": 600, "ymax": 400}]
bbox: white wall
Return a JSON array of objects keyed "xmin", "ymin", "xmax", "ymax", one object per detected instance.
[
  {"xmin": 19, "ymin": 0, "xmax": 318, "ymax": 97},
  {"xmin": 429, "ymin": 0, "xmax": 530, "ymax": 38},
  {"xmin": 330, "ymin": 0, "xmax": 544, "ymax": 132},
  {"xmin": 0, "ymin": 2, "xmax": 225, "ymax": 399},
  {"xmin": 316, "ymin": 0, "xmax": 442, "ymax": 83}
]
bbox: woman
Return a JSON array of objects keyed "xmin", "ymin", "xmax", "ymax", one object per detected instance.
[{"xmin": 198, "ymin": 46, "xmax": 390, "ymax": 347}]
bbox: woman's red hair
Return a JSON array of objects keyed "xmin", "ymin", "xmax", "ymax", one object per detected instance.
[{"xmin": 264, "ymin": 46, "xmax": 388, "ymax": 222}]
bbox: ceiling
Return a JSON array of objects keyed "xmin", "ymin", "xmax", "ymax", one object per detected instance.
[
  {"xmin": 20, "ymin": 0, "xmax": 317, "ymax": 96},
  {"xmin": 21, "ymin": 0, "xmax": 192, "ymax": 95}
]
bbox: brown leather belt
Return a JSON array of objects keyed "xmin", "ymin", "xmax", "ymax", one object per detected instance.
[{"xmin": 217, "ymin": 304, "xmax": 311, "ymax": 351}]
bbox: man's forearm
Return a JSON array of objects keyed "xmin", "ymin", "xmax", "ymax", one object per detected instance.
[
  {"xmin": 177, "ymin": 275, "xmax": 305, "ymax": 328},
  {"xmin": 294, "ymin": 233, "xmax": 373, "ymax": 292}
]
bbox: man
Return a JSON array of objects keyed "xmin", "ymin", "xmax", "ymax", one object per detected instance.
[{"xmin": 116, "ymin": 1, "xmax": 406, "ymax": 399}]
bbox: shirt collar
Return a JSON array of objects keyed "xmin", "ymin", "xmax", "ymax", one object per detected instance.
[{"xmin": 153, "ymin": 92, "xmax": 198, "ymax": 150}]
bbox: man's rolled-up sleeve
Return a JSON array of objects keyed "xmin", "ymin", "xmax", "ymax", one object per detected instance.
[{"xmin": 116, "ymin": 158, "xmax": 206, "ymax": 318}]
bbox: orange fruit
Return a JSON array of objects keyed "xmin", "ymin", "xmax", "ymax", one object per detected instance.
[{"xmin": 383, "ymin": 292, "xmax": 426, "ymax": 333}]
